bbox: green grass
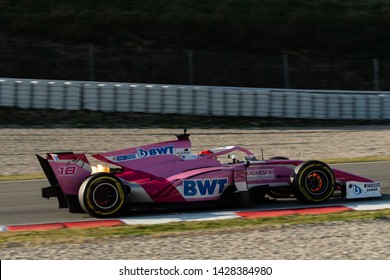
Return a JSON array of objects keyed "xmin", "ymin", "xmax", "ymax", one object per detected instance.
[
  {"xmin": 0, "ymin": 173, "xmax": 45, "ymax": 181},
  {"xmin": 1, "ymin": 208, "xmax": 389, "ymax": 246}
]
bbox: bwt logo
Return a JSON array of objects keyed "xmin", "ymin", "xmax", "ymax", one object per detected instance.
[
  {"xmin": 137, "ymin": 145, "xmax": 174, "ymax": 158},
  {"xmin": 184, "ymin": 178, "xmax": 228, "ymax": 196},
  {"xmin": 352, "ymin": 184, "xmax": 363, "ymax": 195}
]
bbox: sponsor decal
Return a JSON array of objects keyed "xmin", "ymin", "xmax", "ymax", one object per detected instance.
[
  {"xmin": 58, "ymin": 166, "xmax": 77, "ymax": 176},
  {"xmin": 235, "ymin": 170, "xmax": 246, "ymax": 181},
  {"xmin": 114, "ymin": 145, "xmax": 174, "ymax": 161},
  {"xmin": 137, "ymin": 145, "xmax": 174, "ymax": 158},
  {"xmin": 346, "ymin": 181, "xmax": 381, "ymax": 199},
  {"xmin": 115, "ymin": 154, "xmax": 137, "ymax": 161},
  {"xmin": 246, "ymin": 169, "xmax": 275, "ymax": 180},
  {"xmin": 352, "ymin": 184, "xmax": 363, "ymax": 195},
  {"xmin": 364, "ymin": 183, "xmax": 380, "ymax": 192},
  {"xmin": 183, "ymin": 178, "xmax": 228, "ymax": 197},
  {"xmin": 349, "ymin": 183, "xmax": 380, "ymax": 196}
]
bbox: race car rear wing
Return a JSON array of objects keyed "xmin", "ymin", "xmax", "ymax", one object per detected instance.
[
  {"xmin": 36, "ymin": 154, "xmax": 68, "ymax": 208},
  {"xmin": 36, "ymin": 152, "xmax": 92, "ymax": 212}
]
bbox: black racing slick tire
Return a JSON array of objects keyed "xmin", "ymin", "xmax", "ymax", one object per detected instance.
[
  {"xmin": 290, "ymin": 161, "xmax": 335, "ymax": 203},
  {"xmin": 78, "ymin": 173, "xmax": 125, "ymax": 217}
]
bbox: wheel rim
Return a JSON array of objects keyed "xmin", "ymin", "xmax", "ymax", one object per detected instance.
[
  {"xmin": 305, "ymin": 170, "xmax": 328, "ymax": 195},
  {"xmin": 92, "ymin": 183, "xmax": 119, "ymax": 209}
]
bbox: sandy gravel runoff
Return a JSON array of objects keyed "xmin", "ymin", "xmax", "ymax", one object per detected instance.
[{"xmin": 0, "ymin": 126, "xmax": 389, "ymax": 175}]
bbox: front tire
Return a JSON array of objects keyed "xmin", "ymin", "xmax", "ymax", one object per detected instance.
[
  {"xmin": 78, "ymin": 173, "xmax": 125, "ymax": 217},
  {"xmin": 291, "ymin": 161, "xmax": 335, "ymax": 203}
]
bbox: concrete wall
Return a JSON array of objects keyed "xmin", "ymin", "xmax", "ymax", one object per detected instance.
[{"xmin": 1, "ymin": 78, "xmax": 389, "ymax": 120}]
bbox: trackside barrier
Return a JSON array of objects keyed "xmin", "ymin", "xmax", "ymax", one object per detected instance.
[{"xmin": 1, "ymin": 78, "xmax": 389, "ymax": 120}]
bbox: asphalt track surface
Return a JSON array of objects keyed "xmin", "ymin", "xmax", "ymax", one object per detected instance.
[{"xmin": 0, "ymin": 162, "xmax": 389, "ymax": 226}]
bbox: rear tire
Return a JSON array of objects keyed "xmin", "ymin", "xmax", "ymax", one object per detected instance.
[
  {"xmin": 78, "ymin": 173, "xmax": 125, "ymax": 217},
  {"xmin": 291, "ymin": 161, "xmax": 335, "ymax": 203}
]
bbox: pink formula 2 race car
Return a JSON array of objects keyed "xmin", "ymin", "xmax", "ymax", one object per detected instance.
[{"xmin": 36, "ymin": 130, "xmax": 381, "ymax": 217}]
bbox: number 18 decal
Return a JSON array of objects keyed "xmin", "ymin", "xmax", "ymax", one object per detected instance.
[{"xmin": 59, "ymin": 166, "xmax": 77, "ymax": 176}]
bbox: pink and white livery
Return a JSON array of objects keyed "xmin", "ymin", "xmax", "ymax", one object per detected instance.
[{"xmin": 36, "ymin": 130, "xmax": 381, "ymax": 217}]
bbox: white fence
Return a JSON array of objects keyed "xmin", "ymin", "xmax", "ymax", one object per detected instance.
[{"xmin": 1, "ymin": 78, "xmax": 390, "ymax": 120}]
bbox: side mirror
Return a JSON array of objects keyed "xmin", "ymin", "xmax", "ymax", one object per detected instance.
[{"xmin": 245, "ymin": 155, "xmax": 257, "ymax": 161}]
